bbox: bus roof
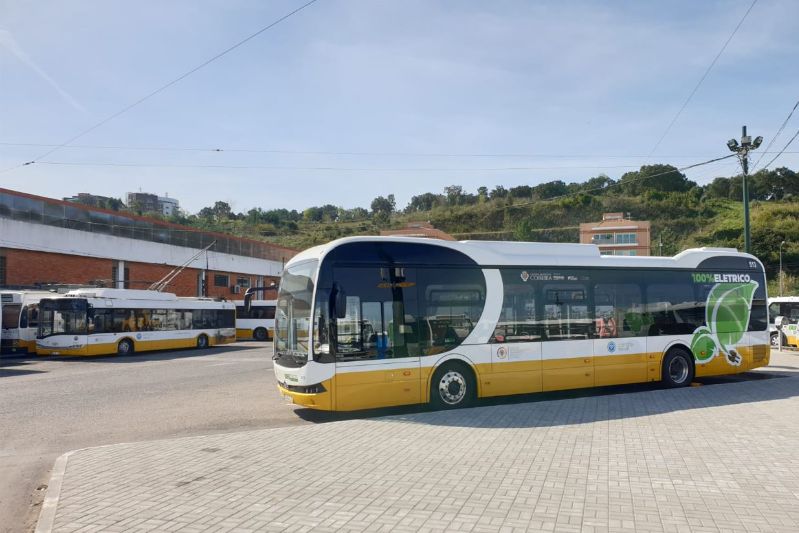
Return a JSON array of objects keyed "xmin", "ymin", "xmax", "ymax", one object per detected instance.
[
  {"xmin": 61, "ymin": 288, "xmax": 180, "ymax": 301},
  {"xmin": 59, "ymin": 288, "xmax": 227, "ymax": 303},
  {"xmin": 286, "ymin": 236, "xmax": 757, "ymax": 271},
  {"xmin": 1, "ymin": 290, "xmax": 60, "ymax": 304}
]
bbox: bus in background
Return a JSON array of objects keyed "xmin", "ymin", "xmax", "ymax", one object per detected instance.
[
  {"xmin": 36, "ymin": 288, "xmax": 236, "ymax": 356},
  {"xmin": 235, "ymin": 300, "xmax": 276, "ymax": 341},
  {"xmin": 272, "ymin": 237, "xmax": 769, "ymax": 411},
  {"xmin": 1, "ymin": 291, "xmax": 54, "ymax": 355},
  {"xmin": 768, "ymin": 296, "xmax": 799, "ymax": 348}
]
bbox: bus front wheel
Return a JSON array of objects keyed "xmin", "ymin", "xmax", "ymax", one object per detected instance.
[
  {"xmin": 253, "ymin": 327, "xmax": 268, "ymax": 341},
  {"xmin": 197, "ymin": 334, "xmax": 209, "ymax": 349},
  {"xmin": 117, "ymin": 339, "xmax": 134, "ymax": 355},
  {"xmin": 662, "ymin": 348, "xmax": 694, "ymax": 388},
  {"xmin": 771, "ymin": 332, "xmax": 787, "ymax": 348},
  {"xmin": 430, "ymin": 362, "xmax": 476, "ymax": 410}
]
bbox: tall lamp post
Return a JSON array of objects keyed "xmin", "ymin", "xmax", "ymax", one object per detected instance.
[
  {"xmin": 780, "ymin": 240, "xmax": 786, "ymax": 296},
  {"xmin": 726, "ymin": 126, "xmax": 763, "ymax": 254}
]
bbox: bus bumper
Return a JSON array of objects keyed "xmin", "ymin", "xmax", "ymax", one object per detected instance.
[
  {"xmin": 277, "ymin": 380, "xmax": 333, "ymax": 411},
  {"xmin": 0, "ymin": 339, "xmax": 28, "ymax": 354},
  {"xmin": 36, "ymin": 345, "xmax": 90, "ymax": 356}
]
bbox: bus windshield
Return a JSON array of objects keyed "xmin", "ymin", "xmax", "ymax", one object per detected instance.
[
  {"xmin": 38, "ymin": 299, "xmax": 89, "ymax": 337},
  {"xmin": 275, "ymin": 260, "xmax": 317, "ymax": 364}
]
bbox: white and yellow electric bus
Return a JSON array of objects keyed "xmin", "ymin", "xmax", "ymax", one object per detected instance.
[
  {"xmin": 768, "ymin": 296, "xmax": 799, "ymax": 347},
  {"xmin": 235, "ymin": 300, "xmax": 276, "ymax": 341},
  {"xmin": 272, "ymin": 237, "xmax": 769, "ymax": 411},
  {"xmin": 1, "ymin": 291, "xmax": 54, "ymax": 355},
  {"xmin": 36, "ymin": 288, "xmax": 236, "ymax": 356}
]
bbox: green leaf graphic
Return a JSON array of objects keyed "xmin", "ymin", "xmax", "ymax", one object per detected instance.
[
  {"xmin": 706, "ymin": 282, "xmax": 758, "ymax": 349},
  {"xmin": 690, "ymin": 326, "xmax": 718, "ymax": 362}
]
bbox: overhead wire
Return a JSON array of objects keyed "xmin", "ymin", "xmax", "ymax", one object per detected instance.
[
  {"xmin": 3, "ymin": 141, "xmax": 794, "ymax": 159},
  {"xmin": 0, "ymin": 0, "xmax": 321, "ymax": 175},
  {"xmin": 758, "ymin": 127, "xmax": 799, "ymax": 171},
  {"xmin": 33, "ymin": 161, "xmax": 645, "ymax": 172},
  {"xmin": 751, "ymin": 98, "xmax": 799, "ymax": 172},
  {"xmin": 647, "ymin": 0, "xmax": 758, "ymax": 159}
]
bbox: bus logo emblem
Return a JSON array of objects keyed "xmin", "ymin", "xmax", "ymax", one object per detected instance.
[
  {"xmin": 496, "ymin": 346, "xmax": 508, "ymax": 359},
  {"xmin": 520, "ymin": 271, "xmax": 529, "ymax": 282},
  {"xmin": 607, "ymin": 341, "xmax": 616, "ymax": 353}
]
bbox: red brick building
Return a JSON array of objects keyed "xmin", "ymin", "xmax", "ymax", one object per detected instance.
[{"xmin": 0, "ymin": 188, "xmax": 295, "ymax": 298}]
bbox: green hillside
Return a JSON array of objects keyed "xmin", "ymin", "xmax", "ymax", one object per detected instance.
[{"xmin": 175, "ymin": 164, "xmax": 799, "ymax": 294}]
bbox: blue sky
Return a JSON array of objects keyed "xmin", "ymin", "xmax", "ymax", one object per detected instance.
[{"xmin": 1, "ymin": 0, "xmax": 798, "ymax": 214}]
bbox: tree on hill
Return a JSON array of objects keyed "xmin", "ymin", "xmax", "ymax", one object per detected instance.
[
  {"xmin": 371, "ymin": 194, "xmax": 396, "ymax": 225},
  {"xmin": 618, "ymin": 164, "xmax": 695, "ymax": 195}
]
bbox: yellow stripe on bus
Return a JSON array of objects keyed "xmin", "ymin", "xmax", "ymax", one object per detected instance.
[
  {"xmin": 37, "ymin": 334, "xmax": 236, "ymax": 356},
  {"xmin": 278, "ymin": 345, "xmax": 770, "ymax": 412}
]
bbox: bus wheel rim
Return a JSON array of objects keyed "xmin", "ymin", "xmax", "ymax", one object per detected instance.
[
  {"xmin": 438, "ymin": 370, "xmax": 466, "ymax": 405},
  {"xmin": 669, "ymin": 357, "xmax": 689, "ymax": 383},
  {"xmin": 770, "ymin": 334, "xmax": 779, "ymax": 348}
]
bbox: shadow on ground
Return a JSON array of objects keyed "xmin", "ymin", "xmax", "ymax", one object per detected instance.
[
  {"xmin": 1, "ymin": 344, "xmax": 255, "ymax": 367},
  {"xmin": 293, "ymin": 370, "xmax": 797, "ymax": 429},
  {"xmin": 73, "ymin": 344, "xmax": 256, "ymax": 364}
]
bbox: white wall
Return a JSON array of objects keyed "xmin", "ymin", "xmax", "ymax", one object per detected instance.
[{"xmin": 0, "ymin": 218, "xmax": 285, "ymax": 277}]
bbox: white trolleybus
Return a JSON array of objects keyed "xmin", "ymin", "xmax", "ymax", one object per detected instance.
[
  {"xmin": 272, "ymin": 237, "xmax": 769, "ymax": 411},
  {"xmin": 235, "ymin": 299, "xmax": 276, "ymax": 341},
  {"xmin": 1, "ymin": 290, "xmax": 54, "ymax": 355},
  {"xmin": 36, "ymin": 288, "xmax": 236, "ymax": 356},
  {"xmin": 768, "ymin": 296, "xmax": 799, "ymax": 348}
]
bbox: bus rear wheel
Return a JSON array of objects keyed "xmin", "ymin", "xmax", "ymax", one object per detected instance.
[
  {"xmin": 117, "ymin": 339, "xmax": 134, "ymax": 355},
  {"xmin": 430, "ymin": 362, "xmax": 475, "ymax": 410},
  {"xmin": 253, "ymin": 327, "xmax": 268, "ymax": 341},
  {"xmin": 662, "ymin": 348, "xmax": 694, "ymax": 388},
  {"xmin": 197, "ymin": 334, "xmax": 209, "ymax": 349}
]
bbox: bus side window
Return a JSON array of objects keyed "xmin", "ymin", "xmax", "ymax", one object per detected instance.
[
  {"xmin": 593, "ymin": 284, "xmax": 643, "ymax": 338},
  {"xmin": 542, "ymin": 284, "xmax": 590, "ymax": 341},
  {"xmin": 20, "ymin": 306, "xmax": 28, "ymax": 328},
  {"xmin": 28, "ymin": 305, "xmax": 39, "ymax": 327}
]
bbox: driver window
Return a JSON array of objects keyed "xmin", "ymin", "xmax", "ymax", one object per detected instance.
[{"xmin": 332, "ymin": 266, "xmax": 418, "ymax": 360}]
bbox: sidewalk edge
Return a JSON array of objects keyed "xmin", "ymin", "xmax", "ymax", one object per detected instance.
[{"xmin": 34, "ymin": 450, "xmax": 73, "ymax": 533}]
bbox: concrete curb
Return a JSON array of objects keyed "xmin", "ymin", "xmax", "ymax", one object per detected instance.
[{"xmin": 34, "ymin": 451, "xmax": 72, "ymax": 533}]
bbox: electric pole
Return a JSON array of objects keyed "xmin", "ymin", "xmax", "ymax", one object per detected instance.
[{"xmin": 726, "ymin": 126, "xmax": 763, "ymax": 254}]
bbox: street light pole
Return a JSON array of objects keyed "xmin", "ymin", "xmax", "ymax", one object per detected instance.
[
  {"xmin": 741, "ymin": 126, "xmax": 751, "ymax": 253},
  {"xmin": 780, "ymin": 240, "xmax": 786, "ymax": 296},
  {"xmin": 726, "ymin": 126, "xmax": 763, "ymax": 254}
]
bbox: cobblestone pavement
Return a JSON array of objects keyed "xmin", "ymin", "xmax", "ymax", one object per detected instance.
[{"xmin": 39, "ymin": 352, "xmax": 799, "ymax": 533}]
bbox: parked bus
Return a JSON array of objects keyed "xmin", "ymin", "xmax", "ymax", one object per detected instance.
[
  {"xmin": 36, "ymin": 288, "xmax": 236, "ymax": 356},
  {"xmin": 235, "ymin": 299, "xmax": 276, "ymax": 341},
  {"xmin": 768, "ymin": 296, "xmax": 799, "ymax": 347},
  {"xmin": 1, "ymin": 291, "xmax": 54, "ymax": 355},
  {"xmin": 272, "ymin": 237, "xmax": 769, "ymax": 411}
]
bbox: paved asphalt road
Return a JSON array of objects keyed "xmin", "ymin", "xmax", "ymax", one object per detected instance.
[
  {"xmin": 2, "ymin": 345, "xmax": 794, "ymax": 533},
  {"xmin": 0, "ymin": 342, "xmax": 308, "ymax": 533}
]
